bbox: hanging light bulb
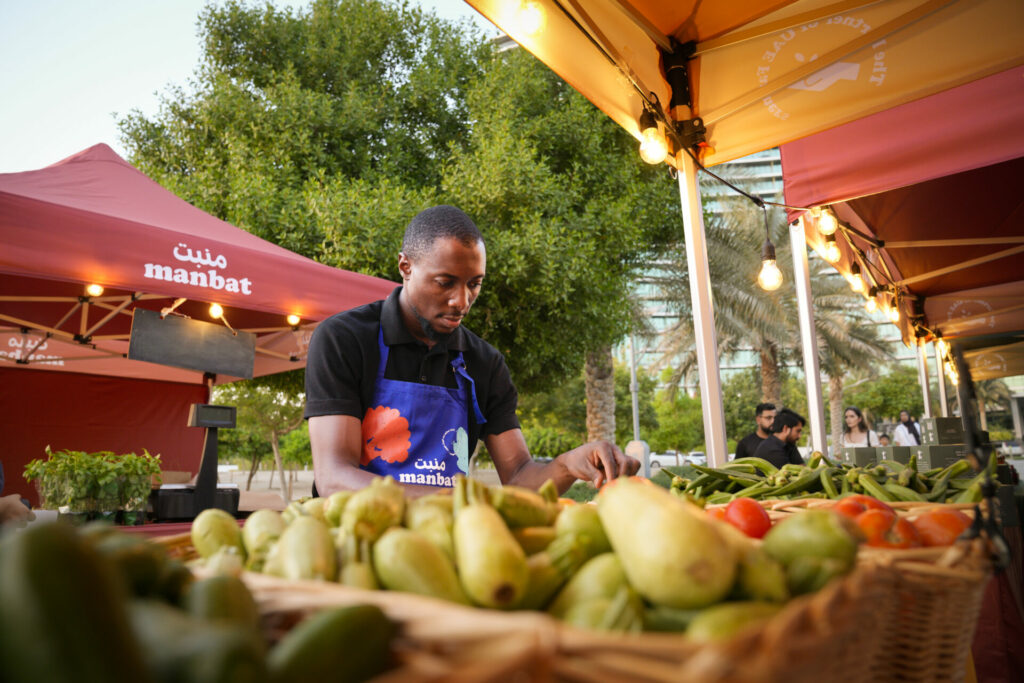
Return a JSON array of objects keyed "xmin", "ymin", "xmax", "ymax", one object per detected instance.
[
  {"xmin": 865, "ymin": 286, "xmax": 878, "ymax": 313},
  {"xmin": 847, "ymin": 262, "xmax": 864, "ymax": 293},
  {"xmin": 757, "ymin": 238, "xmax": 783, "ymax": 291},
  {"xmin": 822, "ymin": 234, "xmax": 841, "ymax": 263},
  {"xmin": 85, "ymin": 283, "xmax": 104, "ymax": 297},
  {"xmin": 286, "ymin": 314, "xmax": 301, "ymax": 327},
  {"xmin": 818, "ymin": 209, "xmax": 838, "ymax": 236},
  {"xmin": 935, "ymin": 337, "xmax": 949, "ymax": 360},
  {"xmin": 209, "ymin": 303, "xmax": 224, "ymax": 319},
  {"xmin": 638, "ymin": 108, "xmax": 668, "ymax": 165},
  {"xmin": 888, "ymin": 296, "xmax": 900, "ymax": 323}
]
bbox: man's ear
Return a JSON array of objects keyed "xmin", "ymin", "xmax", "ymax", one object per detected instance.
[{"xmin": 398, "ymin": 252, "xmax": 412, "ymax": 280}]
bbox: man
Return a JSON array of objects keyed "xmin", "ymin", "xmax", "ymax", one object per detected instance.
[
  {"xmin": 752, "ymin": 408, "xmax": 806, "ymax": 468},
  {"xmin": 892, "ymin": 410, "xmax": 922, "ymax": 447},
  {"xmin": 305, "ymin": 205, "xmax": 639, "ymax": 497},
  {"xmin": 734, "ymin": 402, "xmax": 776, "ymax": 460}
]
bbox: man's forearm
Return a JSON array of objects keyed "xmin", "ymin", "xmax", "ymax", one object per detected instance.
[{"xmin": 505, "ymin": 457, "xmax": 576, "ymax": 493}]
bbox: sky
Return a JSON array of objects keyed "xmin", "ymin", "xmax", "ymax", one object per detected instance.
[{"xmin": 0, "ymin": 0, "xmax": 498, "ymax": 173}]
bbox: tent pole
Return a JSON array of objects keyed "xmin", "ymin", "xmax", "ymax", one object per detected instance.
[
  {"xmin": 917, "ymin": 343, "xmax": 933, "ymax": 418},
  {"xmin": 677, "ymin": 151, "xmax": 728, "ymax": 466},
  {"xmin": 934, "ymin": 342, "xmax": 949, "ymax": 417},
  {"xmin": 790, "ymin": 220, "xmax": 828, "ymax": 456}
]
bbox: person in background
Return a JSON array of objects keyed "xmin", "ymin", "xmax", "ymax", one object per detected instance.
[
  {"xmin": 734, "ymin": 402, "xmax": 776, "ymax": 460},
  {"xmin": 305, "ymin": 205, "xmax": 639, "ymax": 498},
  {"xmin": 841, "ymin": 406, "xmax": 880, "ymax": 447},
  {"xmin": 878, "ymin": 433, "xmax": 891, "ymax": 446},
  {"xmin": 892, "ymin": 409, "xmax": 922, "ymax": 446},
  {"xmin": 752, "ymin": 408, "xmax": 806, "ymax": 468}
]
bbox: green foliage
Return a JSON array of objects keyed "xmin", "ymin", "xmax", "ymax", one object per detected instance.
[
  {"xmin": 521, "ymin": 426, "xmax": 579, "ymax": 460},
  {"xmin": 648, "ymin": 391, "xmax": 704, "ymax": 454},
  {"xmin": 844, "ymin": 364, "xmax": 924, "ymax": 424},
  {"xmin": 280, "ymin": 421, "xmax": 312, "ymax": 467},
  {"xmin": 23, "ymin": 447, "xmax": 161, "ymax": 512},
  {"xmin": 517, "ymin": 363, "xmax": 660, "ymax": 449},
  {"xmin": 120, "ymin": 1, "xmax": 678, "ymax": 395}
]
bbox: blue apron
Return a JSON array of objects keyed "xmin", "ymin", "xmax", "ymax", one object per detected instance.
[{"xmin": 360, "ymin": 327, "xmax": 486, "ymax": 487}]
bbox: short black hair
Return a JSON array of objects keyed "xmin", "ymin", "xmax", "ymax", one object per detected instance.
[
  {"xmin": 755, "ymin": 402, "xmax": 776, "ymax": 417},
  {"xmin": 401, "ymin": 205, "xmax": 483, "ymax": 260},
  {"xmin": 771, "ymin": 408, "xmax": 806, "ymax": 433}
]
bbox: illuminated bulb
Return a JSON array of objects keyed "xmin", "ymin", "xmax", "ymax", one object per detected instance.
[
  {"xmin": 847, "ymin": 264, "xmax": 864, "ymax": 293},
  {"xmin": 758, "ymin": 260, "xmax": 783, "ymax": 291},
  {"xmin": 209, "ymin": 303, "xmax": 224, "ymax": 319},
  {"xmin": 888, "ymin": 302, "xmax": 900, "ymax": 323},
  {"xmin": 516, "ymin": 1, "xmax": 545, "ymax": 36},
  {"xmin": 286, "ymin": 314, "xmax": 301, "ymax": 326},
  {"xmin": 822, "ymin": 235, "xmax": 840, "ymax": 263},
  {"xmin": 85, "ymin": 283, "xmax": 104, "ymax": 297},
  {"xmin": 865, "ymin": 297, "xmax": 878, "ymax": 313},
  {"xmin": 637, "ymin": 109, "xmax": 668, "ymax": 165},
  {"xmin": 935, "ymin": 338, "xmax": 949, "ymax": 359},
  {"xmin": 818, "ymin": 210, "xmax": 838, "ymax": 236}
]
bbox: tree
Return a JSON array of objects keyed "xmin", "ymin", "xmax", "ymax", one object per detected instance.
[
  {"xmin": 950, "ymin": 378, "xmax": 1011, "ymax": 430},
  {"xmin": 845, "ymin": 364, "xmax": 925, "ymax": 425},
  {"xmin": 212, "ymin": 381, "xmax": 305, "ymax": 501},
  {"xmin": 120, "ymin": 0, "xmax": 679, "ymax": 436}
]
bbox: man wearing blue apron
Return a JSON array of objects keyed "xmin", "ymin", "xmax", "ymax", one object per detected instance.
[{"xmin": 305, "ymin": 205, "xmax": 638, "ymax": 497}]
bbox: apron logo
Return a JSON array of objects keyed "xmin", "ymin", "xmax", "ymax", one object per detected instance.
[
  {"xmin": 143, "ymin": 242, "xmax": 253, "ymax": 295},
  {"xmin": 361, "ymin": 405, "xmax": 411, "ymax": 465},
  {"xmin": 442, "ymin": 427, "xmax": 470, "ymax": 473},
  {"xmin": 756, "ymin": 16, "xmax": 888, "ymax": 121}
]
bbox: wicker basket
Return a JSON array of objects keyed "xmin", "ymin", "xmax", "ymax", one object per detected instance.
[
  {"xmin": 155, "ymin": 532, "xmax": 891, "ymax": 682},
  {"xmin": 705, "ymin": 499, "xmax": 994, "ymax": 682}
]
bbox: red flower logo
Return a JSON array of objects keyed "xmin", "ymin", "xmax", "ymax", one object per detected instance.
[{"xmin": 362, "ymin": 405, "xmax": 411, "ymax": 465}]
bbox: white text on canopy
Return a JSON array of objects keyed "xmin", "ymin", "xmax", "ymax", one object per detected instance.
[{"xmin": 143, "ymin": 243, "xmax": 252, "ymax": 295}]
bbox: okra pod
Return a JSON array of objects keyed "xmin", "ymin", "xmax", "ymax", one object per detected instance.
[{"xmin": 857, "ymin": 474, "xmax": 896, "ymax": 502}]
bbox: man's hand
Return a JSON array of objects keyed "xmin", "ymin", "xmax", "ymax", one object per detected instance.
[
  {"xmin": 558, "ymin": 441, "xmax": 639, "ymax": 489},
  {"xmin": 0, "ymin": 494, "xmax": 35, "ymax": 527}
]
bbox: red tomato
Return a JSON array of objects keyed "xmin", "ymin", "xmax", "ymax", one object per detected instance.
[
  {"xmin": 913, "ymin": 507, "xmax": 973, "ymax": 547},
  {"xmin": 705, "ymin": 506, "xmax": 726, "ymax": 521},
  {"xmin": 846, "ymin": 494, "xmax": 895, "ymax": 514},
  {"xmin": 856, "ymin": 509, "xmax": 922, "ymax": 549},
  {"xmin": 833, "ymin": 497, "xmax": 868, "ymax": 520},
  {"xmin": 723, "ymin": 497, "xmax": 772, "ymax": 539}
]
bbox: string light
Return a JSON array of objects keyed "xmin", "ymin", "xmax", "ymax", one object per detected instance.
[
  {"xmin": 638, "ymin": 108, "xmax": 668, "ymax": 165},
  {"xmin": 822, "ymin": 234, "xmax": 840, "ymax": 263},
  {"xmin": 888, "ymin": 295, "xmax": 900, "ymax": 323},
  {"xmin": 847, "ymin": 262, "xmax": 865, "ymax": 293},
  {"xmin": 512, "ymin": 0, "xmax": 545, "ymax": 37},
  {"xmin": 817, "ymin": 209, "xmax": 838, "ymax": 236},
  {"xmin": 756, "ymin": 206, "xmax": 782, "ymax": 291},
  {"xmin": 85, "ymin": 284, "xmax": 104, "ymax": 297},
  {"xmin": 286, "ymin": 314, "xmax": 301, "ymax": 327},
  {"xmin": 865, "ymin": 286, "xmax": 878, "ymax": 313},
  {"xmin": 209, "ymin": 303, "xmax": 224, "ymax": 319}
]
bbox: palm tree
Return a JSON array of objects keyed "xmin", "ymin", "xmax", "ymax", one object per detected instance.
[{"xmin": 951, "ymin": 378, "xmax": 1011, "ymax": 430}]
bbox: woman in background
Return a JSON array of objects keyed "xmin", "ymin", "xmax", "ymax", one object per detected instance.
[{"xmin": 842, "ymin": 406, "xmax": 880, "ymax": 447}]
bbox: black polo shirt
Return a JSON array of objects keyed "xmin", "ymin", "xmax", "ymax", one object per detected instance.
[
  {"xmin": 304, "ymin": 287, "xmax": 520, "ymax": 455},
  {"xmin": 734, "ymin": 432, "xmax": 766, "ymax": 460},
  {"xmin": 752, "ymin": 435, "xmax": 804, "ymax": 469}
]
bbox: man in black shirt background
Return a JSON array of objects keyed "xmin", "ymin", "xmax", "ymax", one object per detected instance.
[
  {"xmin": 752, "ymin": 408, "xmax": 806, "ymax": 468},
  {"xmin": 734, "ymin": 402, "xmax": 776, "ymax": 460}
]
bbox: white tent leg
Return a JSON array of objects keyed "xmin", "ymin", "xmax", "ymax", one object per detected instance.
[
  {"xmin": 917, "ymin": 343, "xmax": 933, "ymax": 418},
  {"xmin": 677, "ymin": 152, "xmax": 728, "ymax": 466},
  {"xmin": 790, "ymin": 220, "xmax": 827, "ymax": 455},
  {"xmin": 933, "ymin": 342, "xmax": 948, "ymax": 417}
]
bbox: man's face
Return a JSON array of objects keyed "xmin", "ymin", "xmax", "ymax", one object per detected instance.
[
  {"xmin": 784, "ymin": 423, "xmax": 803, "ymax": 444},
  {"xmin": 756, "ymin": 409, "xmax": 776, "ymax": 433},
  {"xmin": 398, "ymin": 236, "xmax": 485, "ymax": 344}
]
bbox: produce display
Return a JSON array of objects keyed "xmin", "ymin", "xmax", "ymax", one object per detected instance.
[
  {"xmin": 188, "ymin": 474, "xmax": 863, "ymax": 639},
  {"xmin": 664, "ymin": 452, "xmax": 993, "ymax": 506},
  {"xmin": 0, "ymin": 522, "xmax": 396, "ymax": 683}
]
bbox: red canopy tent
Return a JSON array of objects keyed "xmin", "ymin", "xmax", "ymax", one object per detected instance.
[
  {"xmin": 0, "ymin": 144, "xmax": 395, "ymax": 504},
  {"xmin": 780, "ymin": 64, "xmax": 1024, "ymax": 378}
]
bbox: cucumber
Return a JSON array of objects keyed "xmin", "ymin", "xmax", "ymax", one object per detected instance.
[
  {"xmin": 373, "ymin": 527, "xmax": 469, "ymax": 605},
  {"xmin": 267, "ymin": 605, "xmax": 396, "ymax": 683},
  {"xmin": 0, "ymin": 522, "xmax": 152, "ymax": 683}
]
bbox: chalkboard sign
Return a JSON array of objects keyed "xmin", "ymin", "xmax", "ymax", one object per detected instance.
[{"xmin": 128, "ymin": 308, "xmax": 256, "ymax": 378}]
